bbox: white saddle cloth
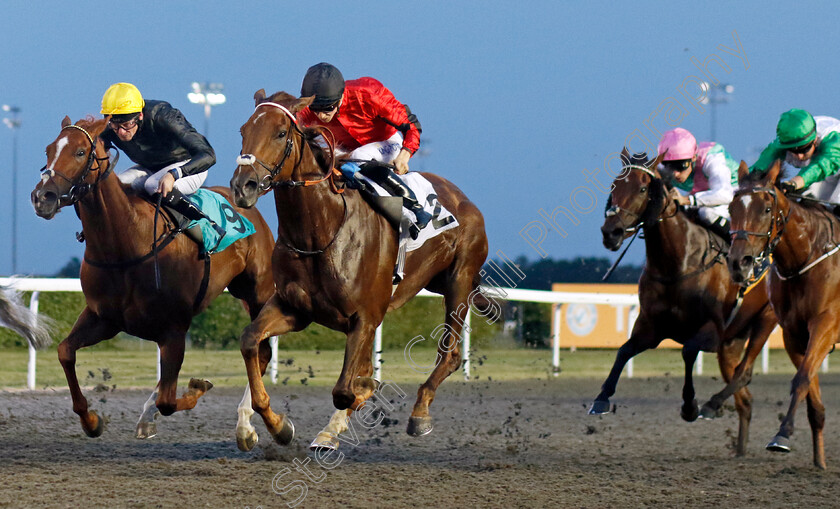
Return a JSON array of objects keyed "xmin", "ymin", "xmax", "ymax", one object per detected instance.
[{"xmin": 357, "ymin": 172, "xmax": 459, "ymax": 252}]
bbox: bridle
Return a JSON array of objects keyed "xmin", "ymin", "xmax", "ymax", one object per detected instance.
[
  {"xmin": 40, "ymin": 124, "xmax": 112, "ymax": 206},
  {"xmin": 604, "ymin": 164, "xmax": 676, "ymax": 233},
  {"xmin": 235, "ymin": 101, "xmax": 347, "ymax": 256},
  {"xmin": 730, "ymin": 185, "xmax": 789, "ymax": 271},
  {"xmin": 235, "ymin": 102, "xmax": 342, "ymax": 193}
]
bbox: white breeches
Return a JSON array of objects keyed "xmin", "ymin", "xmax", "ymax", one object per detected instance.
[
  {"xmin": 699, "ymin": 204, "xmax": 730, "ymax": 222},
  {"xmin": 337, "ymin": 132, "xmax": 404, "ymax": 164},
  {"xmin": 118, "ymin": 160, "xmax": 207, "ymax": 195},
  {"xmin": 802, "ymin": 173, "xmax": 840, "ymax": 203}
]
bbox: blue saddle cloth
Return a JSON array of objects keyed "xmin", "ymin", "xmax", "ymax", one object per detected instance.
[{"xmin": 185, "ymin": 189, "xmax": 256, "ymax": 253}]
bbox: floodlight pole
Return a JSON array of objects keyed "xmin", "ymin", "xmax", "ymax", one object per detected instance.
[
  {"xmin": 700, "ymin": 82, "xmax": 734, "ymax": 142},
  {"xmin": 3, "ymin": 105, "xmax": 21, "ymax": 274},
  {"xmin": 188, "ymin": 82, "xmax": 225, "ymax": 137}
]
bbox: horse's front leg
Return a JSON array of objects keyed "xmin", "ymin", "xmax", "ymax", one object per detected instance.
[
  {"xmin": 235, "ymin": 333, "xmax": 275, "ymax": 450},
  {"xmin": 767, "ymin": 320, "xmax": 835, "ymax": 469},
  {"xmin": 239, "ymin": 294, "xmax": 308, "ymax": 450},
  {"xmin": 589, "ymin": 314, "xmax": 659, "ymax": 415},
  {"xmin": 681, "ymin": 321, "xmax": 721, "ymax": 422},
  {"xmin": 155, "ymin": 330, "xmax": 214, "ymax": 417},
  {"xmin": 332, "ymin": 318, "xmax": 379, "ymax": 411},
  {"xmin": 700, "ymin": 304, "xmax": 775, "ymax": 420},
  {"xmin": 57, "ymin": 307, "xmax": 120, "ymax": 437},
  {"xmin": 680, "ymin": 345, "xmax": 700, "ymax": 422}
]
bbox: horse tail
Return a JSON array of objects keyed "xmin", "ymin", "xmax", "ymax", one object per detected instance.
[{"xmin": 0, "ymin": 286, "xmax": 54, "ymax": 350}]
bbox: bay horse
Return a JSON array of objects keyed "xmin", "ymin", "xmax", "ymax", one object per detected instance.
[
  {"xmin": 728, "ymin": 159, "xmax": 840, "ymax": 469},
  {"xmin": 31, "ymin": 116, "xmax": 277, "ymax": 442},
  {"xmin": 229, "ymin": 90, "xmax": 489, "ymax": 450},
  {"xmin": 592, "ymin": 150, "xmax": 777, "ymax": 456}
]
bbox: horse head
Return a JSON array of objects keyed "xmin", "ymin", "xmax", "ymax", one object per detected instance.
[
  {"xmin": 600, "ymin": 147, "xmax": 666, "ymax": 250},
  {"xmin": 231, "ymin": 89, "xmax": 315, "ymax": 208},
  {"xmin": 727, "ymin": 159, "xmax": 787, "ymax": 283},
  {"xmin": 32, "ymin": 116, "xmax": 110, "ymax": 219}
]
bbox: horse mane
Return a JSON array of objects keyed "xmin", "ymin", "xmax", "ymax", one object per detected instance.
[
  {"xmin": 74, "ymin": 116, "xmax": 109, "ymax": 139},
  {"xmin": 739, "ymin": 168, "xmax": 770, "ymax": 187},
  {"xmin": 618, "ymin": 150, "xmax": 671, "ymax": 225}
]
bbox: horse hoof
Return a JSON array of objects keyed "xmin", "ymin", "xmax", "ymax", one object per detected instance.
[
  {"xmin": 271, "ymin": 416, "xmax": 295, "ymax": 446},
  {"xmin": 681, "ymin": 400, "xmax": 699, "ymax": 422},
  {"xmin": 698, "ymin": 403, "xmax": 723, "ymax": 420},
  {"xmin": 309, "ymin": 433, "xmax": 340, "ymax": 452},
  {"xmin": 588, "ymin": 400, "xmax": 611, "ymax": 415},
  {"xmin": 766, "ymin": 435, "xmax": 791, "ymax": 453},
  {"xmin": 135, "ymin": 421, "xmax": 157, "ymax": 439},
  {"xmin": 83, "ymin": 412, "xmax": 104, "ymax": 438},
  {"xmin": 188, "ymin": 378, "xmax": 214, "ymax": 393},
  {"xmin": 236, "ymin": 429, "xmax": 259, "ymax": 452},
  {"xmin": 406, "ymin": 416, "xmax": 434, "ymax": 437}
]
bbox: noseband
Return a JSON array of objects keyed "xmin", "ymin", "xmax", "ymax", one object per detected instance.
[{"xmin": 40, "ymin": 124, "xmax": 111, "ymax": 206}]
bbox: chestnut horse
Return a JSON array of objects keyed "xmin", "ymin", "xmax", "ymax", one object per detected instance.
[
  {"xmin": 728, "ymin": 160, "xmax": 840, "ymax": 469},
  {"xmin": 229, "ymin": 90, "xmax": 489, "ymax": 450},
  {"xmin": 592, "ymin": 150, "xmax": 777, "ymax": 456},
  {"xmin": 31, "ymin": 117, "xmax": 276, "ymax": 440}
]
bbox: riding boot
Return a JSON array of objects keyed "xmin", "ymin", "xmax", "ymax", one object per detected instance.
[
  {"xmin": 161, "ymin": 189, "xmax": 227, "ymax": 241},
  {"xmin": 359, "ymin": 164, "xmax": 432, "ymax": 237},
  {"xmin": 708, "ymin": 217, "xmax": 731, "ymax": 244}
]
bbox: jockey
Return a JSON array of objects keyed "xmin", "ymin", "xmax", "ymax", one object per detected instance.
[
  {"xmin": 297, "ymin": 62, "xmax": 432, "ymax": 237},
  {"xmin": 99, "ymin": 82, "xmax": 226, "ymax": 240},
  {"xmin": 750, "ymin": 109, "xmax": 840, "ymax": 201},
  {"xmin": 658, "ymin": 127, "xmax": 738, "ymax": 241}
]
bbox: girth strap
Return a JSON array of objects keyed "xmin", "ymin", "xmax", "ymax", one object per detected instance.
[
  {"xmin": 83, "ymin": 229, "xmax": 181, "ymax": 269},
  {"xmin": 192, "ymin": 253, "xmax": 211, "ymax": 313}
]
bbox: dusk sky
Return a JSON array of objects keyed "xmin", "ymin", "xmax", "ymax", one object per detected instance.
[{"xmin": 1, "ymin": 1, "xmax": 838, "ymax": 277}]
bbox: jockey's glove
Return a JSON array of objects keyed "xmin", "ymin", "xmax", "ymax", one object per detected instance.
[{"xmin": 780, "ymin": 180, "xmax": 797, "ymax": 194}]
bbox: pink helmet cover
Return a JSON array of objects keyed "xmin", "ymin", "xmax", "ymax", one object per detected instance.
[{"xmin": 658, "ymin": 128, "xmax": 697, "ymax": 161}]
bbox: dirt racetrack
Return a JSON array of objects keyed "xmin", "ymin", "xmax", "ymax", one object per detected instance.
[{"xmin": 1, "ymin": 374, "xmax": 839, "ymax": 508}]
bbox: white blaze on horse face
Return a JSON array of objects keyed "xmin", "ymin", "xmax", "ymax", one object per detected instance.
[
  {"xmin": 251, "ymin": 112, "xmax": 266, "ymax": 125},
  {"xmin": 47, "ymin": 136, "xmax": 69, "ymax": 174},
  {"xmin": 737, "ymin": 194, "xmax": 752, "ymax": 210}
]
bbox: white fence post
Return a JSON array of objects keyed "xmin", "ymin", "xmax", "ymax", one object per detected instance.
[
  {"xmin": 270, "ymin": 336, "xmax": 279, "ymax": 383},
  {"xmin": 374, "ymin": 326, "xmax": 383, "ymax": 381},
  {"xmin": 552, "ymin": 304, "xmax": 562, "ymax": 376},
  {"xmin": 695, "ymin": 351, "xmax": 704, "ymax": 375},
  {"xmin": 762, "ymin": 341, "xmax": 770, "ymax": 374},
  {"xmin": 627, "ymin": 305, "xmax": 638, "ymax": 378},
  {"xmin": 27, "ymin": 291, "xmax": 40, "ymax": 390},
  {"xmin": 463, "ymin": 311, "xmax": 471, "ymax": 381}
]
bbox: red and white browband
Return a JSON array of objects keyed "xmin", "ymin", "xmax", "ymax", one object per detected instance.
[{"xmin": 255, "ymin": 102, "xmax": 297, "ymax": 123}]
